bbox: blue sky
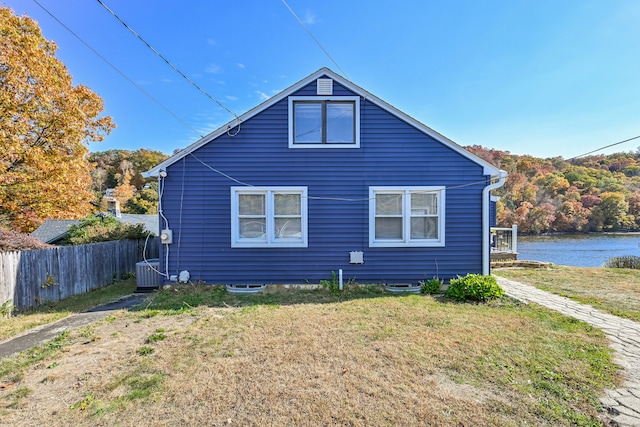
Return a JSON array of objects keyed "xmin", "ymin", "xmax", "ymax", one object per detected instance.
[{"xmin": 3, "ymin": 0, "xmax": 639, "ymax": 158}]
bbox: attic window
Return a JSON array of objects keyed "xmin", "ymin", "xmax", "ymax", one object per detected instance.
[
  {"xmin": 288, "ymin": 96, "xmax": 360, "ymax": 149},
  {"xmin": 316, "ymin": 78, "xmax": 333, "ymax": 95}
]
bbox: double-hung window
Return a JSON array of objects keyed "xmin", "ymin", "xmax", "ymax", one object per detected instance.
[
  {"xmin": 369, "ymin": 187, "xmax": 445, "ymax": 247},
  {"xmin": 288, "ymin": 96, "xmax": 360, "ymax": 148},
  {"xmin": 231, "ymin": 187, "xmax": 308, "ymax": 247}
]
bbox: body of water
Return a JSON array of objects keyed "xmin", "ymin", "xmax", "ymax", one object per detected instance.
[{"xmin": 517, "ymin": 233, "xmax": 640, "ymax": 267}]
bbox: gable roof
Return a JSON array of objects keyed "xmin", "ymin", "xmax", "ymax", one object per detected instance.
[
  {"xmin": 30, "ymin": 219, "xmax": 81, "ymax": 244},
  {"xmin": 143, "ymin": 68, "xmax": 504, "ymax": 178},
  {"xmin": 119, "ymin": 214, "xmax": 159, "ymax": 236},
  {"xmin": 30, "ymin": 215, "xmax": 159, "ymax": 244}
]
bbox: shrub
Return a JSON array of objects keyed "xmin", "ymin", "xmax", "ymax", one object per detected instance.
[
  {"xmin": 0, "ymin": 228, "xmax": 52, "ymax": 252},
  {"xmin": 445, "ymin": 274, "xmax": 505, "ymax": 302},
  {"xmin": 604, "ymin": 255, "xmax": 640, "ymax": 269},
  {"xmin": 420, "ymin": 278, "xmax": 442, "ymax": 294},
  {"xmin": 63, "ymin": 215, "xmax": 151, "ymax": 245}
]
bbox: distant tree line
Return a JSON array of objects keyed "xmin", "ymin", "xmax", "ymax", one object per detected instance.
[{"xmin": 467, "ymin": 146, "xmax": 640, "ymax": 234}]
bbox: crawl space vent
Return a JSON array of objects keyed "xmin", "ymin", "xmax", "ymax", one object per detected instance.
[
  {"xmin": 384, "ymin": 283, "xmax": 421, "ymax": 294},
  {"xmin": 226, "ymin": 284, "xmax": 267, "ymax": 294},
  {"xmin": 316, "ymin": 78, "xmax": 333, "ymax": 95}
]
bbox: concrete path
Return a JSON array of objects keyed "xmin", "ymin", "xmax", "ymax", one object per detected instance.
[
  {"xmin": 0, "ymin": 294, "xmax": 148, "ymax": 360},
  {"xmin": 496, "ymin": 276, "xmax": 640, "ymax": 427}
]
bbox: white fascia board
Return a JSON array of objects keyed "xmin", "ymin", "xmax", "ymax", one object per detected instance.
[
  {"xmin": 321, "ymin": 71, "xmax": 506, "ymax": 179},
  {"xmin": 143, "ymin": 69, "xmax": 337, "ymax": 178},
  {"xmin": 328, "ymin": 78, "xmax": 505, "ymax": 178},
  {"xmin": 143, "ymin": 67, "xmax": 506, "ymax": 180}
]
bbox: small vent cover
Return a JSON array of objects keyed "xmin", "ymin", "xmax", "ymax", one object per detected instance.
[
  {"xmin": 317, "ymin": 78, "xmax": 333, "ymax": 95},
  {"xmin": 350, "ymin": 251, "xmax": 364, "ymax": 264}
]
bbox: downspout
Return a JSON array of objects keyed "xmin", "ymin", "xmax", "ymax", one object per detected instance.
[{"xmin": 482, "ymin": 171, "xmax": 507, "ymax": 275}]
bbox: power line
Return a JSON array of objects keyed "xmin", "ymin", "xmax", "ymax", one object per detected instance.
[
  {"xmin": 281, "ymin": 0, "xmax": 350, "ymax": 79},
  {"xmin": 32, "ymin": 0, "xmax": 204, "ymax": 138},
  {"xmin": 189, "ymin": 152, "xmax": 487, "ymax": 200},
  {"xmin": 95, "ymin": 0, "xmax": 241, "ymax": 125},
  {"xmin": 567, "ymin": 135, "xmax": 640, "ymax": 161}
]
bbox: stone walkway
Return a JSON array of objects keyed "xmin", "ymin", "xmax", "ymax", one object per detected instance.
[
  {"xmin": 495, "ymin": 276, "xmax": 640, "ymax": 427},
  {"xmin": 0, "ymin": 294, "xmax": 147, "ymax": 360}
]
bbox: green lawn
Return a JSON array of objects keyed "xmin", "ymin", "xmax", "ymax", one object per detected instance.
[{"xmin": 494, "ymin": 265, "xmax": 640, "ymax": 321}]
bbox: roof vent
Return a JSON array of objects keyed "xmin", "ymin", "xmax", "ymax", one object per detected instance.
[{"xmin": 317, "ymin": 78, "xmax": 333, "ymax": 95}]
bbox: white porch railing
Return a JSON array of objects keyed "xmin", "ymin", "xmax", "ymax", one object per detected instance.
[{"xmin": 491, "ymin": 224, "xmax": 518, "ymax": 254}]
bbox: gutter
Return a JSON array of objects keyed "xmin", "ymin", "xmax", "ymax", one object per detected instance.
[{"xmin": 482, "ymin": 170, "xmax": 507, "ymax": 275}]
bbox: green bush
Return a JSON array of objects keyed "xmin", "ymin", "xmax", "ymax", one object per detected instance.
[
  {"xmin": 420, "ymin": 278, "xmax": 442, "ymax": 294},
  {"xmin": 604, "ymin": 255, "xmax": 640, "ymax": 269},
  {"xmin": 445, "ymin": 274, "xmax": 504, "ymax": 302},
  {"xmin": 63, "ymin": 215, "xmax": 151, "ymax": 245}
]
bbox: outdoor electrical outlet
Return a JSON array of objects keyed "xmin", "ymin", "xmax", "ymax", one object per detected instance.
[{"xmin": 160, "ymin": 229, "xmax": 173, "ymax": 244}]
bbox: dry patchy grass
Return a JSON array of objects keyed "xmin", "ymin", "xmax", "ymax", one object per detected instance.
[
  {"xmin": 0, "ymin": 286, "xmax": 619, "ymax": 426},
  {"xmin": 494, "ymin": 265, "xmax": 640, "ymax": 321}
]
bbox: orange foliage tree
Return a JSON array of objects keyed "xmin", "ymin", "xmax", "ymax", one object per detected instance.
[{"xmin": 0, "ymin": 7, "xmax": 114, "ymax": 232}]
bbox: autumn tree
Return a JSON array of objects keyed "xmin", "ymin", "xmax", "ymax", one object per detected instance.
[
  {"xmin": 553, "ymin": 200, "xmax": 589, "ymax": 232},
  {"xmin": 90, "ymin": 149, "xmax": 168, "ymax": 213},
  {"xmin": 628, "ymin": 194, "xmax": 640, "ymax": 228},
  {"xmin": 125, "ymin": 182, "xmax": 159, "ymax": 214},
  {"xmin": 534, "ymin": 171, "xmax": 570, "ymax": 199},
  {"xmin": 0, "ymin": 7, "xmax": 114, "ymax": 232},
  {"xmin": 592, "ymin": 192, "xmax": 630, "ymax": 230}
]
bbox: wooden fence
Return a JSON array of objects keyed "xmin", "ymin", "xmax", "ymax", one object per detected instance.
[{"xmin": 0, "ymin": 238, "xmax": 159, "ymax": 311}]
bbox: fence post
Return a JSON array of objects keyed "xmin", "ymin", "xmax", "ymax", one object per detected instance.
[{"xmin": 512, "ymin": 224, "xmax": 518, "ymax": 254}]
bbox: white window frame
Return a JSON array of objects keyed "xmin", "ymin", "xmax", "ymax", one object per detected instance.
[
  {"xmin": 288, "ymin": 96, "xmax": 360, "ymax": 148},
  {"xmin": 369, "ymin": 186, "xmax": 445, "ymax": 247},
  {"xmin": 231, "ymin": 187, "xmax": 308, "ymax": 248}
]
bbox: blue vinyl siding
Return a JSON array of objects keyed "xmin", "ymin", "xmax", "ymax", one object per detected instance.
[
  {"xmin": 490, "ymin": 200, "xmax": 497, "ymax": 228},
  {"xmin": 158, "ymin": 78, "xmax": 489, "ymax": 284}
]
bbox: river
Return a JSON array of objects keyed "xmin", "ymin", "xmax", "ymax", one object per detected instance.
[{"xmin": 517, "ymin": 233, "xmax": 640, "ymax": 267}]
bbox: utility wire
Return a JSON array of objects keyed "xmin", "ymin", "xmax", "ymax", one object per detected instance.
[
  {"xmin": 189, "ymin": 152, "xmax": 487, "ymax": 200},
  {"xmin": 280, "ymin": 0, "xmax": 350, "ymax": 79},
  {"xmin": 567, "ymin": 135, "xmax": 640, "ymax": 161},
  {"xmin": 95, "ymin": 0, "xmax": 241, "ymax": 124},
  {"xmin": 32, "ymin": 0, "xmax": 204, "ymax": 138}
]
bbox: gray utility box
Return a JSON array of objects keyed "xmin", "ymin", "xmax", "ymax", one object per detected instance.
[{"xmin": 136, "ymin": 259, "xmax": 160, "ymax": 292}]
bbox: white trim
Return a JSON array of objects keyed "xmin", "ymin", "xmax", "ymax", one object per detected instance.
[
  {"xmin": 369, "ymin": 186, "xmax": 445, "ymax": 247},
  {"xmin": 143, "ymin": 67, "xmax": 504, "ymax": 179},
  {"xmin": 482, "ymin": 172, "xmax": 507, "ymax": 274},
  {"xmin": 288, "ymin": 96, "xmax": 360, "ymax": 149},
  {"xmin": 230, "ymin": 186, "xmax": 308, "ymax": 248}
]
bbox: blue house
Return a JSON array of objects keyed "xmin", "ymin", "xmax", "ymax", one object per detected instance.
[{"xmin": 144, "ymin": 68, "xmax": 506, "ymax": 286}]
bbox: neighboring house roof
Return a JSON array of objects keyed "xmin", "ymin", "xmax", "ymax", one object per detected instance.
[
  {"xmin": 119, "ymin": 214, "xmax": 159, "ymax": 236},
  {"xmin": 30, "ymin": 220, "xmax": 81, "ymax": 244},
  {"xmin": 30, "ymin": 215, "xmax": 159, "ymax": 244},
  {"xmin": 143, "ymin": 67, "xmax": 505, "ymax": 179}
]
